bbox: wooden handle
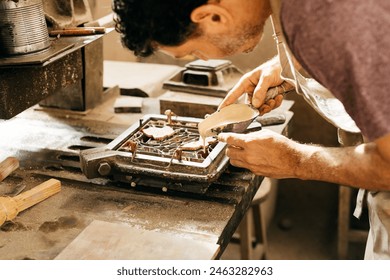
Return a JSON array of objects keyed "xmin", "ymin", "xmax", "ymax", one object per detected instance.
[
  {"xmin": 64, "ymin": 27, "xmax": 106, "ymax": 34},
  {"xmin": 0, "ymin": 157, "xmax": 19, "ymax": 182},
  {"xmin": 49, "ymin": 27, "xmax": 106, "ymax": 37},
  {"xmin": 49, "ymin": 29, "xmax": 96, "ymax": 36},
  {"xmin": 15, "ymin": 179, "xmax": 61, "ymax": 212},
  {"xmin": 264, "ymin": 81, "xmax": 295, "ymax": 102},
  {"xmin": 0, "ymin": 179, "xmax": 61, "ymax": 227}
]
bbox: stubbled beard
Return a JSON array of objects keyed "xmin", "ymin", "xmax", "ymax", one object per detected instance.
[{"xmin": 209, "ymin": 22, "xmax": 265, "ymax": 56}]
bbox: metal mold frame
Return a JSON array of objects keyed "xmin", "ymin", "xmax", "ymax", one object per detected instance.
[{"xmin": 80, "ymin": 114, "xmax": 230, "ymax": 193}]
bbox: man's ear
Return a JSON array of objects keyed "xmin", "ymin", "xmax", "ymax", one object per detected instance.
[{"xmin": 190, "ymin": 4, "xmax": 233, "ymax": 30}]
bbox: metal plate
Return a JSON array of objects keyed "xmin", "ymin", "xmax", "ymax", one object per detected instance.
[{"xmin": 0, "ymin": 40, "xmax": 74, "ymax": 67}]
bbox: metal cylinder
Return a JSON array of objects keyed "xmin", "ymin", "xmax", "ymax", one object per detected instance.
[{"xmin": 0, "ymin": 1, "xmax": 50, "ymax": 56}]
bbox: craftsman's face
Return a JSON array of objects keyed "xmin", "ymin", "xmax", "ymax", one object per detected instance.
[
  {"xmin": 158, "ymin": 1, "xmax": 271, "ymax": 60},
  {"xmin": 160, "ymin": 22, "xmax": 265, "ymax": 60}
]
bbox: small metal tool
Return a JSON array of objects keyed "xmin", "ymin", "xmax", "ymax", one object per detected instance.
[{"xmin": 200, "ymin": 82, "xmax": 294, "ymax": 136}]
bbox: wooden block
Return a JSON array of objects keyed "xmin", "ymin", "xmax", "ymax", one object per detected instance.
[
  {"xmin": 55, "ymin": 220, "xmax": 220, "ymax": 260},
  {"xmin": 0, "ymin": 157, "xmax": 19, "ymax": 182},
  {"xmin": 113, "ymin": 96, "xmax": 143, "ymax": 113},
  {"xmin": 159, "ymin": 91, "xmax": 222, "ymax": 118}
]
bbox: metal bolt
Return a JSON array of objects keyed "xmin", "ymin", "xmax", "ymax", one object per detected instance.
[
  {"xmin": 130, "ymin": 182, "xmax": 137, "ymax": 188},
  {"xmin": 162, "ymin": 186, "xmax": 168, "ymax": 192},
  {"xmin": 97, "ymin": 162, "xmax": 111, "ymax": 176}
]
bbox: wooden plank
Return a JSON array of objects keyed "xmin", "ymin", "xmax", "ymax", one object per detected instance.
[{"xmin": 55, "ymin": 220, "xmax": 220, "ymax": 260}]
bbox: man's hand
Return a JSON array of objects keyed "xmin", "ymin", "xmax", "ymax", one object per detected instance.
[
  {"xmin": 218, "ymin": 56, "xmax": 285, "ymax": 115},
  {"xmin": 218, "ymin": 129, "xmax": 301, "ymax": 178},
  {"xmin": 218, "ymin": 130, "xmax": 390, "ymax": 191}
]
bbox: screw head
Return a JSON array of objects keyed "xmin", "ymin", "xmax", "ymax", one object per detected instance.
[{"xmin": 97, "ymin": 162, "xmax": 111, "ymax": 176}]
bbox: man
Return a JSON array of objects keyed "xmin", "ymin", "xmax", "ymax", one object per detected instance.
[{"xmin": 113, "ymin": 0, "xmax": 390, "ymax": 259}]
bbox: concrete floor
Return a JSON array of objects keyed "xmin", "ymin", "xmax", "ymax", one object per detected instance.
[{"xmin": 221, "ymin": 179, "xmax": 368, "ymax": 260}]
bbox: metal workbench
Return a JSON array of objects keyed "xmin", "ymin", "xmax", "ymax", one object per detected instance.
[{"xmin": 0, "ymin": 92, "xmax": 293, "ymax": 260}]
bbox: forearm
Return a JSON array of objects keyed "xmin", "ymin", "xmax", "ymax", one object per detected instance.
[{"xmin": 296, "ymin": 142, "xmax": 390, "ymax": 191}]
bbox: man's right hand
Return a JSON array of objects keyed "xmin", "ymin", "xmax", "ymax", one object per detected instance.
[{"xmin": 218, "ymin": 56, "xmax": 285, "ymax": 115}]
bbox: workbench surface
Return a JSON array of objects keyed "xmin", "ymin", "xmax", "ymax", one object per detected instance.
[{"xmin": 0, "ymin": 90, "xmax": 293, "ymax": 260}]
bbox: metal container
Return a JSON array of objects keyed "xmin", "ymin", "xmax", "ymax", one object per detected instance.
[
  {"xmin": 0, "ymin": 1, "xmax": 50, "ymax": 56},
  {"xmin": 163, "ymin": 59, "xmax": 244, "ymax": 97}
]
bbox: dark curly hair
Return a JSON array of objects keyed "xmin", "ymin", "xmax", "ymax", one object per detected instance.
[{"xmin": 112, "ymin": 0, "xmax": 208, "ymax": 57}]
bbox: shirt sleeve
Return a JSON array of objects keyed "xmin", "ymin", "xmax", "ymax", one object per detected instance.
[{"xmin": 280, "ymin": 0, "xmax": 390, "ymax": 140}]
